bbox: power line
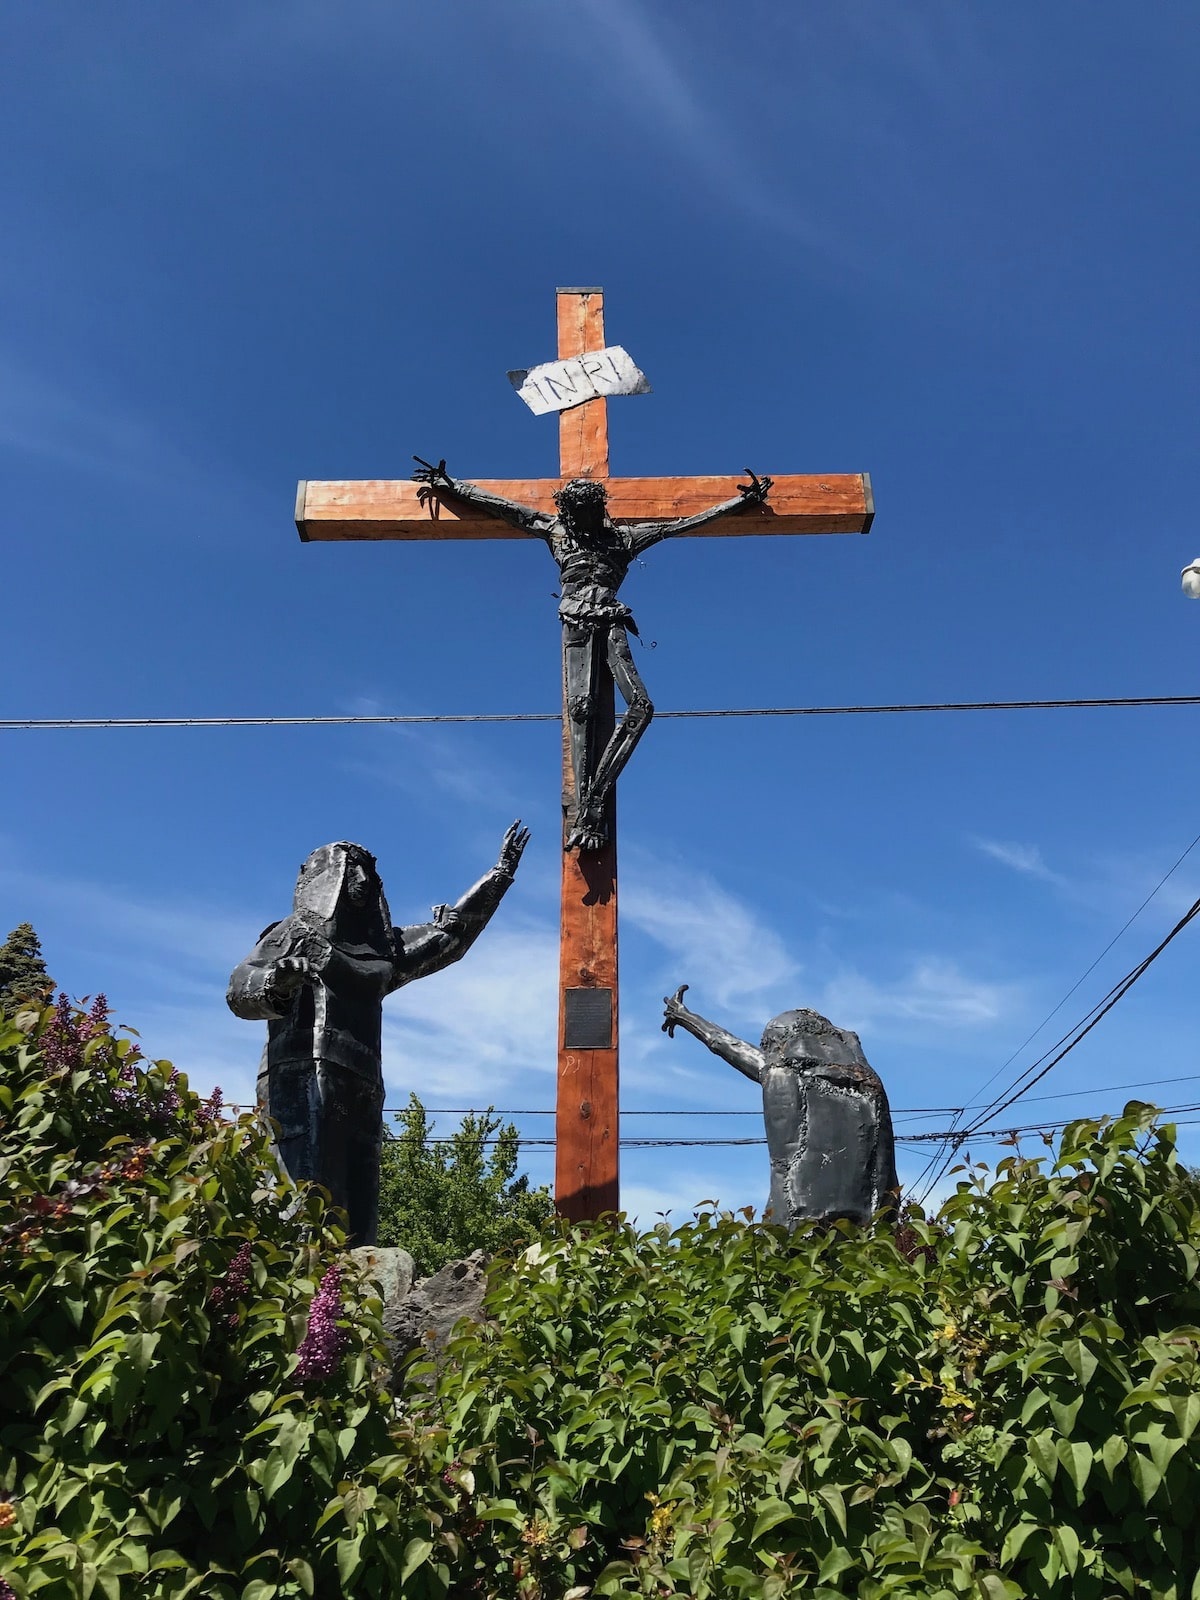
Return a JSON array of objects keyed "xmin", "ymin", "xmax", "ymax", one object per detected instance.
[
  {"xmin": 958, "ymin": 826, "xmax": 1200, "ymax": 1115},
  {"xmin": 225, "ymin": 1072, "xmax": 1200, "ymax": 1122},
  {"xmin": 909, "ymin": 829, "xmax": 1200, "ymax": 1204},
  {"xmin": 912, "ymin": 890, "xmax": 1200, "ymax": 1203},
  {"xmin": 220, "ymin": 1097, "xmax": 1200, "ymax": 1149},
  {"xmin": 972, "ymin": 893, "xmax": 1200, "ymax": 1129},
  {"xmin": 6, "ymin": 693, "xmax": 1200, "ymax": 731},
  {"xmin": 401, "ymin": 1072, "xmax": 1200, "ymax": 1117}
]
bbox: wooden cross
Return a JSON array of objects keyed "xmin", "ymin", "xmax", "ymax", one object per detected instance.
[{"xmin": 295, "ymin": 287, "xmax": 873, "ymax": 1221}]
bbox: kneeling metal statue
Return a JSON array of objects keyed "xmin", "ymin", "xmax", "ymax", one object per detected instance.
[
  {"xmin": 413, "ymin": 457, "xmax": 772, "ymax": 851},
  {"xmin": 228, "ymin": 822, "xmax": 528, "ymax": 1246},
  {"xmin": 662, "ymin": 987, "xmax": 898, "ymax": 1229}
]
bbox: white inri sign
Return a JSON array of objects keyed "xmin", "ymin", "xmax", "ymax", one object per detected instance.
[{"xmin": 507, "ymin": 346, "xmax": 651, "ymax": 416}]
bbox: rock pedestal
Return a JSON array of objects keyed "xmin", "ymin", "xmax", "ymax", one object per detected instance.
[
  {"xmin": 385, "ymin": 1252, "xmax": 490, "ymax": 1374},
  {"xmin": 351, "ymin": 1244, "xmax": 415, "ymax": 1305}
]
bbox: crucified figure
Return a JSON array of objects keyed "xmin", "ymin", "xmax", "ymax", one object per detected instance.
[{"xmin": 413, "ymin": 458, "xmax": 772, "ymax": 850}]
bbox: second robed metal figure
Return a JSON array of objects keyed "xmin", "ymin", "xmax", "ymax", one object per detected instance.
[
  {"xmin": 228, "ymin": 823, "xmax": 528, "ymax": 1246},
  {"xmin": 663, "ymin": 987, "xmax": 899, "ymax": 1229}
]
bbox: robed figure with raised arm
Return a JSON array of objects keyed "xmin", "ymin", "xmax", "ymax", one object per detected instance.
[
  {"xmin": 663, "ymin": 988, "xmax": 899, "ymax": 1229},
  {"xmin": 228, "ymin": 824, "xmax": 528, "ymax": 1246},
  {"xmin": 413, "ymin": 459, "xmax": 773, "ymax": 851}
]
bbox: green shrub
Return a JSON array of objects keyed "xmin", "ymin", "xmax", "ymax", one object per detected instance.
[
  {"xmin": 4, "ymin": 994, "xmax": 1199, "ymax": 1598},
  {"xmin": 0, "ymin": 999, "xmax": 445, "ymax": 1599},
  {"xmin": 407, "ymin": 1106, "xmax": 1200, "ymax": 1598}
]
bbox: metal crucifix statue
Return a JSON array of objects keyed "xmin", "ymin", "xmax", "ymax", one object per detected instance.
[
  {"xmin": 412, "ymin": 459, "xmax": 773, "ymax": 849},
  {"xmin": 294, "ymin": 286, "xmax": 874, "ymax": 1219}
]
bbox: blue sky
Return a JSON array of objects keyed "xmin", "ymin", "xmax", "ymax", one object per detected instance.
[{"xmin": 3, "ymin": 1, "xmax": 1199, "ymax": 1218}]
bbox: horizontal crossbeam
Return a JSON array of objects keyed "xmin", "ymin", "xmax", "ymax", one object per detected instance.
[{"xmin": 295, "ymin": 473, "xmax": 874, "ymax": 542}]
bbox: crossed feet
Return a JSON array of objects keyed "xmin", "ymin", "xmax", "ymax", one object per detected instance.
[{"xmin": 565, "ymin": 795, "xmax": 609, "ymax": 853}]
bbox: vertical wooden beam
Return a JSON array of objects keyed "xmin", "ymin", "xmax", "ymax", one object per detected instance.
[
  {"xmin": 555, "ymin": 287, "xmax": 620, "ymax": 1222},
  {"xmin": 555, "ymin": 288, "xmax": 610, "ymax": 480}
]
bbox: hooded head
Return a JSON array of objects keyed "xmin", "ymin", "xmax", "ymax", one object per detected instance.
[
  {"xmin": 292, "ymin": 842, "xmax": 394, "ymax": 950},
  {"xmin": 758, "ymin": 1007, "xmax": 870, "ymax": 1072}
]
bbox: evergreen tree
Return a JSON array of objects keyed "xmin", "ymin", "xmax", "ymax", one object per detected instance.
[
  {"xmin": 0, "ymin": 922, "xmax": 54, "ymax": 1008},
  {"xmin": 377, "ymin": 1093, "xmax": 555, "ymax": 1273}
]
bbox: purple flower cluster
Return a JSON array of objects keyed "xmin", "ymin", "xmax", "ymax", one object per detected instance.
[
  {"xmin": 0, "ymin": 1577, "xmax": 16, "ymax": 1600},
  {"xmin": 40, "ymin": 994, "xmax": 203, "ymax": 1129},
  {"xmin": 199, "ymin": 1085, "xmax": 225, "ymax": 1124},
  {"xmin": 295, "ymin": 1264, "xmax": 349, "ymax": 1382},
  {"xmin": 40, "ymin": 993, "xmax": 111, "ymax": 1072},
  {"xmin": 208, "ymin": 1241, "xmax": 254, "ymax": 1327}
]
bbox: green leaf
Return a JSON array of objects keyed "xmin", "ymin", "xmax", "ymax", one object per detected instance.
[
  {"xmin": 977, "ymin": 1575, "xmax": 1024, "ymax": 1600},
  {"xmin": 335, "ymin": 1532, "xmax": 365, "ymax": 1588},
  {"xmin": 750, "ymin": 1500, "xmax": 795, "ymax": 1542},
  {"xmin": 1171, "ymin": 1392, "xmax": 1200, "ymax": 1442},
  {"xmin": 1052, "ymin": 1523, "xmax": 1081, "ymax": 1575},
  {"xmin": 1000, "ymin": 1522, "xmax": 1041, "ymax": 1564},
  {"xmin": 1145, "ymin": 1422, "xmax": 1182, "ymax": 1476},
  {"xmin": 1061, "ymin": 1338, "xmax": 1098, "ymax": 1385},
  {"xmin": 285, "ymin": 1559, "xmax": 315, "ymax": 1598},
  {"xmin": 1027, "ymin": 1431, "xmax": 1058, "ymax": 1484},
  {"xmin": 815, "ymin": 1484, "xmax": 847, "ymax": 1536},
  {"xmin": 1129, "ymin": 1449, "xmax": 1164, "ymax": 1505},
  {"xmin": 818, "ymin": 1548, "xmax": 857, "ymax": 1584},
  {"xmin": 341, "ymin": 1483, "xmax": 367, "ymax": 1528},
  {"xmin": 400, "ymin": 1537, "xmax": 433, "ymax": 1582},
  {"xmin": 1056, "ymin": 1438, "xmax": 1092, "ymax": 1497}
]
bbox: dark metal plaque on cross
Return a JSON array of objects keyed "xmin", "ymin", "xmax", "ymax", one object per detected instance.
[{"xmin": 295, "ymin": 288, "xmax": 873, "ymax": 1221}]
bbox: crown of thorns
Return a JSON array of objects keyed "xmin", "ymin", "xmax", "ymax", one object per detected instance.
[{"xmin": 553, "ymin": 477, "xmax": 609, "ymax": 509}]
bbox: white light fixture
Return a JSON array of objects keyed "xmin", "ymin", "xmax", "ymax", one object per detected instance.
[{"xmin": 1183, "ymin": 559, "xmax": 1200, "ymax": 599}]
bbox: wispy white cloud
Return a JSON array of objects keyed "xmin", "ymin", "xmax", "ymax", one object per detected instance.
[
  {"xmin": 971, "ymin": 836, "xmax": 1064, "ymax": 885},
  {"xmin": 568, "ymin": 0, "xmax": 859, "ymax": 264},
  {"xmin": 622, "ymin": 854, "xmax": 798, "ymax": 1011},
  {"xmin": 380, "ymin": 919, "xmax": 557, "ymax": 1105},
  {"xmin": 0, "ymin": 859, "xmax": 256, "ymax": 978},
  {"xmin": 820, "ymin": 959, "xmax": 1016, "ymax": 1031}
]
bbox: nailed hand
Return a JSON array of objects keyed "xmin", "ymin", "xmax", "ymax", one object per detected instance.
[{"xmin": 737, "ymin": 469, "xmax": 773, "ymax": 505}]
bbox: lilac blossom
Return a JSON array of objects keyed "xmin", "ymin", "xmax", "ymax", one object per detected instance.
[
  {"xmin": 199, "ymin": 1085, "xmax": 225, "ymax": 1124},
  {"xmin": 295, "ymin": 1264, "xmax": 349, "ymax": 1381},
  {"xmin": 208, "ymin": 1241, "xmax": 254, "ymax": 1326}
]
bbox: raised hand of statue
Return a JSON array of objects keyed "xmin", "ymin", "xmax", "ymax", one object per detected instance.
[
  {"xmin": 496, "ymin": 820, "xmax": 531, "ymax": 878},
  {"xmin": 412, "ymin": 455, "xmax": 454, "ymax": 507},
  {"xmin": 737, "ymin": 468, "xmax": 774, "ymax": 505},
  {"xmin": 662, "ymin": 983, "xmax": 691, "ymax": 1038}
]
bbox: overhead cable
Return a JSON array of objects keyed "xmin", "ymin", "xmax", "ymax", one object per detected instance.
[
  {"xmin": 383, "ymin": 1072, "xmax": 1200, "ymax": 1118},
  {"xmin": 909, "ymin": 831, "xmax": 1200, "ymax": 1204},
  {"xmin": 223, "ymin": 1072, "xmax": 1200, "ymax": 1123},
  {"xmin": 219, "ymin": 1099, "xmax": 1200, "ymax": 1149},
  {"xmin": 911, "ymin": 891, "xmax": 1200, "ymax": 1206},
  {"xmin": 6, "ymin": 692, "xmax": 1200, "ymax": 731}
]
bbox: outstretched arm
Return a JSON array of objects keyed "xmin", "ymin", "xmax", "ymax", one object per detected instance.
[
  {"xmin": 412, "ymin": 457, "xmax": 553, "ymax": 540},
  {"xmin": 661, "ymin": 985, "xmax": 766, "ymax": 1084},
  {"xmin": 630, "ymin": 469, "xmax": 774, "ymax": 555},
  {"xmin": 391, "ymin": 821, "xmax": 530, "ymax": 987}
]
